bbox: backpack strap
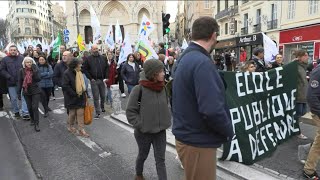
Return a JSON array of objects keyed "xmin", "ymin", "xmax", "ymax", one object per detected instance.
[{"xmin": 138, "ymin": 85, "xmax": 142, "ymax": 106}]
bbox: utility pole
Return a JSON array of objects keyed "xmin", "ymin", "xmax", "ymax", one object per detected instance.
[{"xmin": 75, "ymin": 0, "xmax": 80, "ymax": 51}]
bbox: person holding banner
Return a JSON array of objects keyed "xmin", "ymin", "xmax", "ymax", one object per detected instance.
[
  {"xmin": 303, "ymin": 62, "xmax": 320, "ymax": 179},
  {"xmin": 252, "ymin": 48, "xmax": 271, "ymax": 72},
  {"xmin": 296, "ymin": 50, "xmax": 310, "ymax": 140},
  {"xmin": 172, "ymin": 17, "xmax": 233, "ymax": 180},
  {"xmin": 241, "ymin": 60, "xmax": 256, "ymax": 72},
  {"xmin": 271, "ymin": 54, "xmax": 284, "ymax": 69}
]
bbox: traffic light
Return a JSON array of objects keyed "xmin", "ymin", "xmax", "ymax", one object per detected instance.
[{"xmin": 162, "ymin": 13, "xmax": 171, "ymax": 36}]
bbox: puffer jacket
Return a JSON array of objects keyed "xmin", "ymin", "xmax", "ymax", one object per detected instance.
[
  {"xmin": 38, "ymin": 64, "xmax": 54, "ymax": 88},
  {"xmin": 126, "ymin": 72, "xmax": 171, "ymax": 133},
  {"xmin": 297, "ymin": 61, "xmax": 308, "ymax": 103}
]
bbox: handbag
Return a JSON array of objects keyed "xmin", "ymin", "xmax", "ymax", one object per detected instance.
[{"xmin": 84, "ymin": 96, "xmax": 94, "ymax": 125}]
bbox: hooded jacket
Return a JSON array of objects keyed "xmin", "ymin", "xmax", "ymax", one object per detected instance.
[{"xmin": 126, "ymin": 72, "xmax": 171, "ymax": 133}]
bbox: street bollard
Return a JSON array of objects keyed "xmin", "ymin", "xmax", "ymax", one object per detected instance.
[{"xmin": 110, "ymin": 84, "xmax": 122, "ymax": 115}]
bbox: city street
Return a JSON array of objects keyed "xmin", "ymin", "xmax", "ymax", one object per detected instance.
[{"xmin": 0, "ymin": 89, "xmax": 238, "ymax": 180}]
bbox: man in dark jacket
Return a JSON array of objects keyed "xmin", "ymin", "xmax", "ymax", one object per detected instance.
[
  {"xmin": 172, "ymin": 17, "xmax": 233, "ymax": 180},
  {"xmin": 53, "ymin": 51, "xmax": 72, "ymax": 87},
  {"xmin": 82, "ymin": 44, "xmax": 109, "ymax": 119},
  {"xmin": 302, "ymin": 64, "xmax": 320, "ymax": 179},
  {"xmin": 0, "ymin": 45, "xmax": 29, "ymax": 119},
  {"xmin": 252, "ymin": 48, "xmax": 271, "ymax": 72}
]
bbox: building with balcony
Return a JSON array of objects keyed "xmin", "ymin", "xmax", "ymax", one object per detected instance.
[
  {"xmin": 183, "ymin": 0, "xmax": 214, "ymax": 41},
  {"xmin": 279, "ymin": 0, "xmax": 320, "ymax": 63},
  {"xmin": 6, "ymin": 0, "xmax": 55, "ymax": 44},
  {"xmin": 65, "ymin": 1, "xmax": 165, "ymax": 47},
  {"xmin": 213, "ymin": 0, "xmax": 281, "ymax": 61}
]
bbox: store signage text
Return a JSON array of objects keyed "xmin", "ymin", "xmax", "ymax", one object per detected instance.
[
  {"xmin": 239, "ymin": 35, "xmax": 257, "ymax": 43},
  {"xmin": 292, "ymin": 36, "xmax": 303, "ymax": 42}
]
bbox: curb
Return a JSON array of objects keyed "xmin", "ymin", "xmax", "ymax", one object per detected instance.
[
  {"xmin": 110, "ymin": 112, "xmax": 294, "ymax": 180},
  {"xmin": 3, "ymin": 109, "xmax": 39, "ymax": 179}
]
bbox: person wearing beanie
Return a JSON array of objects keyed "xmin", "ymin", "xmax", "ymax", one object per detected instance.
[{"xmin": 126, "ymin": 59, "xmax": 171, "ymax": 180}]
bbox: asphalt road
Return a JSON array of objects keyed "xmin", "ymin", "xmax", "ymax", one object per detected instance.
[
  {"xmin": 3, "ymin": 86, "xmax": 317, "ymax": 179},
  {"xmin": 1, "ymin": 89, "xmax": 231, "ymax": 180}
]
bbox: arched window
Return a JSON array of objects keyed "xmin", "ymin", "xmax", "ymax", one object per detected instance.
[
  {"xmin": 18, "ymin": 28, "xmax": 21, "ymax": 34},
  {"xmin": 35, "ymin": 28, "xmax": 39, "ymax": 34}
]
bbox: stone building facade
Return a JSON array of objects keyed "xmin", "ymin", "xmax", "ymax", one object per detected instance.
[{"xmin": 65, "ymin": 1, "xmax": 165, "ymax": 47}]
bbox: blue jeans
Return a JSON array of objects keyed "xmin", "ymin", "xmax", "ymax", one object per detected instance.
[
  {"xmin": 8, "ymin": 86, "xmax": 29, "ymax": 116},
  {"xmin": 106, "ymin": 87, "xmax": 112, "ymax": 104},
  {"xmin": 127, "ymin": 85, "xmax": 135, "ymax": 94},
  {"xmin": 296, "ymin": 103, "xmax": 307, "ymax": 119}
]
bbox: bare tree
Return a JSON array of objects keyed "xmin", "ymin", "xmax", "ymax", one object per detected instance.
[{"xmin": 0, "ymin": 18, "xmax": 7, "ymax": 46}]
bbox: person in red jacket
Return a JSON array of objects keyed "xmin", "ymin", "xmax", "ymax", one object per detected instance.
[
  {"xmin": 240, "ymin": 47, "xmax": 247, "ymax": 64},
  {"xmin": 105, "ymin": 51, "xmax": 118, "ymax": 106}
]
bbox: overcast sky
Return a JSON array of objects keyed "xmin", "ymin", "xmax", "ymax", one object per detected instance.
[{"xmin": 0, "ymin": 1, "xmax": 178, "ymax": 22}]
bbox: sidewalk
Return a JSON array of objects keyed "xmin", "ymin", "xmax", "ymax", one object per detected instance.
[
  {"xmin": 111, "ymin": 111, "xmax": 294, "ymax": 180},
  {"xmin": 0, "ymin": 110, "xmax": 37, "ymax": 180}
]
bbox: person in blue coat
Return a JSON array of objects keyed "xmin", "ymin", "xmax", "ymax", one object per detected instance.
[
  {"xmin": 302, "ymin": 64, "xmax": 320, "ymax": 179},
  {"xmin": 38, "ymin": 55, "xmax": 54, "ymax": 117},
  {"xmin": 172, "ymin": 17, "xmax": 233, "ymax": 180},
  {"xmin": 0, "ymin": 45, "xmax": 30, "ymax": 119}
]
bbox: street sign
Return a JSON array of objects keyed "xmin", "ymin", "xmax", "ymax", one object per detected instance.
[
  {"xmin": 64, "ymin": 36, "xmax": 69, "ymax": 43},
  {"xmin": 63, "ymin": 29, "xmax": 70, "ymax": 36}
]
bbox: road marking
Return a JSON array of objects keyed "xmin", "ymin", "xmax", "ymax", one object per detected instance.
[
  {"xmin": 38, "ymin": 108, "xmax": 44, "ymax": 115},
  {"xmin": 53, "ymin": 97, "xmax": 64, "ymax": 100},
  {"xmin": 52, "ymin": 109, "xmax": 65, "ymax": 114},
  {"xmin": 99, "ymin": 151, "xmax": 111, "ymax": 158},
  {"xmin": 0, "ymin": 111, "xmax": 8, "ymax": 117},
  {"xmin": 77, "ymin": 136, "xmax": 111, "ymax": 158}
]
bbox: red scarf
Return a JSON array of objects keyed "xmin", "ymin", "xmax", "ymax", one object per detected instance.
[
  {"xmin": 23, "ymin": 68, "xmax": 33, "ymax": 91},
  {"xmin": 139, "ymin": 80, "xmax": 165, "ymax": 92}
]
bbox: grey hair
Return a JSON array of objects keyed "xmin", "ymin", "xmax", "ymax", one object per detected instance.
[{"xmin": 22, "ymin": 57, "xmax": 36, "ymax": 68}]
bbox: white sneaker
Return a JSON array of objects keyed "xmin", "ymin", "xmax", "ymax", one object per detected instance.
[
  {"xmin": 298, "ymin": 143, "xmax": 311, "ymax": 164},
  {"xmin": 121, "ymin": 93, "xmax": 126, "ymax": 98}
]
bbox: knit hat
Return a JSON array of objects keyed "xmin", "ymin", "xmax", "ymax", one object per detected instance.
[{"xmin": 143, "ymin": 59, "xmax": 164, "ymax": 80}]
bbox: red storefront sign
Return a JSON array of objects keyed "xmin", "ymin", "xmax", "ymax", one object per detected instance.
[
  {"xmin": 280, "ymin": 24, "xmax": 320, "ymax": 43},
  {"xmin": 280, "ymin": 24, "xmax": 320, "ymax": 60}
]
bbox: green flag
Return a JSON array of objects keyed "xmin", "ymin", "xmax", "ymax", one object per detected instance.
[{"xmin": 51, "ymin": 32, "xmax": 62, "ymax": 59}]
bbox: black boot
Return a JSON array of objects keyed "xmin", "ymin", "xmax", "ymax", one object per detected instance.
[
  {"xmin": 44, "ymin": 111, "xmax": 49, "ymax": 118},
  {"xmin": 30, "ymin": 120, "xmax": 35, "ymax": 126},
  {"xmin": 34, "ymin": 123, "xmax": 40, "ymax": 132}
]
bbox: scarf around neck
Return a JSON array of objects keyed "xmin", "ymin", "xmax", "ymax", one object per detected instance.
[
  {"xmin": 23, "ymin": 67, "xmax": 33, "ymax": 91},
  {"xmin": 75, "ymin": 69, "xmax": 86, "ymax": 97},
  {"xmin": 139, "ymin": 80, "xmax": 165, "ymax": 92}
]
